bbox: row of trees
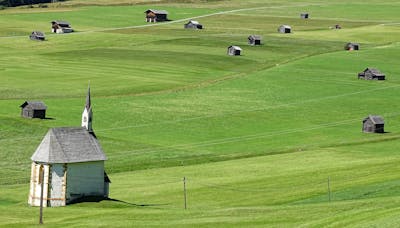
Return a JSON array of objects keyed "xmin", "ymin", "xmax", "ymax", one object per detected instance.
[{"xmin": 0, "ymin": 0, "xmax": 65, "ymax": 7}]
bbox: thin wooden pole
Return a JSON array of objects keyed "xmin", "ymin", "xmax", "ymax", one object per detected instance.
[
  {"xmin": 39, "ymin": 167, "xmax": 45, "ymax": 225},
  {"xmin": 327, "ymin": 176, "xmax": 331, "ymax": 202},
  {"xmin": 183, "ymin": 177, "xmax": 187, "ymax": 210}
]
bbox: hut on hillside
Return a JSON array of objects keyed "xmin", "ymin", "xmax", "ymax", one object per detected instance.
[
  {"xmin": 145, "ymin": 9, "xmax": 168, "ymax": 22},
  {"xmin": 278, "ymin": 25, "xmax": 292, "ymax": 33},
  {"xmin": 51, "ymin": 20, "xmax": 73, "ymax": 33},
  {"xmin": 248, "ymin": 35, "xmax": 262, "ymax": 45},
  {"xmin": 227, "ymin": 46, "xmax": 242, "ymax": 56},
  {"xmin": 301, "ymin": 13, "xmax": 309, "ymax": 19},
  {"xmin": 358, "ymin": 68, "xmax": 385, "ymax": 80},
  {"xmin": 184, "ymin": 20, "xmax": 203, "ymax": 29},
  {"xmin": 362, "ymin": 115, "xmax": 384, "ymax": 133},
  {"xmin": 20, "ymin": 101, "xmax": 47, "ymax": 119},
  {"xmin": 345, "ymin": 42, "xmax": 359, "ymax": 51},
  {"xmin": 29, "ymin": 31, "xmax": 45, "ymax": 41},
  {"xmin": 28, "ymin": 86, "xmax": 110, "ymax": 207}
]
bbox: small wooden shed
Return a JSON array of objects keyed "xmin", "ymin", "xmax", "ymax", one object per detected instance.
[
  {"xmin": 29, "ymin": 31, "xmax": 45, "ymax": 41},
  {"xmin": 362, "ymin": 115, "xmax": 384, "ymax": 133},
  {"xmin": 227, "ymin": 46, "xmax": 242, "ymax": 56},
  {"xmin": 358, "ymin": 68, "xmax": 385, "ymax": 80},
  {"xmin": 301, "ymin": 13, "xmax": 309, "ymax": 19},
  {"xmin": 184, "ymin": 20, "xmax": 203, "ymax": 29},
  {"xmin": 345, "ymin": 42, "xmax": 359, "ymax": 51},
  {"xmin": 334, "ymin": 24, "xmax": 342, "ymax": 29},
  {"xmin": 20, "ymin": 101, "xmax": 47, "ymax": 119},
  {"xmin": 248, "ymin": 35, "xmax": 262, "ymax": 45},
  {"xmin": 145, "ymin": 9, "xmax": 168, "ymax": 22},
  {"xmin": 278, "ymin": 25, "xmax": 292, "ymax": 33},
  {"xmin": 51, "ymin": 20, "xmax": 73, "ymax": 33}
]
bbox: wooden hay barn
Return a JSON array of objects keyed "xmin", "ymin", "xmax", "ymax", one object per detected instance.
[
  {"xmin": 28, "ymin": 86, "xmax": 110, "ymax": 207},
  {"xmin": 363, "ymin": 115, "xmax": 384, "ymax": 133},
  {"xmin": 29, "ymin": 31, "xmax": 45, "ymax": 41},
  {"xmin": 184, "ymin": 20, "xmax": 203, "ymax": 29},
  {"xmin": 345, "ymin": 42, "xmax": 359, "ymax": 51},
  {"xmin": 248, "ymin": 35, "xmax": 262, "ymax": 45},
  {"xmin": 278, "ymin": 25, "xmax": 292, "ymax": 33},
  {"xmin": 51, "ymin": 20, "xmax": 73, "ymax": 34},
  {"xmin": 358, "ymin": 68, "xmax": 385, "ymax": 80},
  {"xmin": 301, "ymin": 13, "xmax": 309, "ymax": 19},
  {"xmin": 20, "ymin": 101, "xmax": 47, "ymax": 119},
  {"xmin": 227, "ymin": 46, "xmax": 242, "ymax": 56},
  {"xmin": 145, "ymin": 9, "xmax": 168, "ymax": 22}
]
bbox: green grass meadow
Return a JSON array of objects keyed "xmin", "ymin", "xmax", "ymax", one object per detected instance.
[{"xmin": 1, "ymin": 0, "xmax": 400, "ymax": 226}]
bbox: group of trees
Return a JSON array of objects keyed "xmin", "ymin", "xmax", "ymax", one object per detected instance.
[{"xmin": 0, "ymin": 0, "xmax": 65, "ymax": 7}]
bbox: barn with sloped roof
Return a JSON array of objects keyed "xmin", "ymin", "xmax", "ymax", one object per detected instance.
[
  {"xmin": 278, "ymin": 25, "xmax": 292, "ymax": 33},
  {"xmin": 145, "ymin": 9, "xmax": 168, "ymax": 22},
  {"xmin": 20, "ymin": 101, "xmax": 47, "ymax": 119},
  {"xmin": 358, "ymin": 68, "xmax": 385, "ymax": 80},
  {"xmin": 248, "ymin": 35, "xmax": 262, "ymax": 45},
  {"xmin": 51, "ymin": 20, "xmax": 73, "ymax": 33},
  {"xmin": 345, "ymin": 42, "xmax": 359, "ymax": 51},
  {"xmin": 184, "ymin": 20, "xmax": 203, "ymax": 29},
  {"xmin": 301, "ymin": 13, "xmax": 309, "ymax": 19},
  {"xmin": 30, "ymin": 31, "xmax": 45, "ymax": 41},
  {"xmin": 362, "ymin": 115, "xmax": 384, "ymax": 133},
  {"xmin": 227, "ymin": 45, "xmax": 242, "ymax": 56}
]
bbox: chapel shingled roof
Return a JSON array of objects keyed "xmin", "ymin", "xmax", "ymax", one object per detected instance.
[{"xmin": 31, "ymin": 127, "xmax": 107, "ymax": 163}]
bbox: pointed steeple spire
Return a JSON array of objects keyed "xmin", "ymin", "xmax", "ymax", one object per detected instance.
[
  {"xmin": 85, "ymin": 83, "xmax": 91, "ymax": 110},
  {"xmin": 82, "ymin": 82, "xmax": 93, "ymax": 133}
]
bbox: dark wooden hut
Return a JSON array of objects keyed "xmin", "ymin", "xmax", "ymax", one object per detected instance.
[
  {"xmin": 278, "ymin": 25, "xmax": 292, "ymax": 33},
  {"xmin": 29, "ymin": 31, "xmax": 45, "ymax": 41},
  {"xmin": 51, "ymin": 20, "xmax": 73, "ymax": 33},
  {"xmin": 20, "ymin": 101, "xmax": 47, "ymax": 119},
  {"xmin": 145, "ymin": 9, "xmax": 168, "ymax": 22},
  {"xmin": 227, "ymin": 46, "xmax": 242, "ymax": 56},
  {"xmin": 362, "ymin": 115, "xmax": 384, "ymax": 133},
  {"xmin": 345, "ymin": 42, "xmax": 359, "ymax": 51},
  {"xmin": 301, "ymin": 13, "xmax": 309, "ymax": 19},
  {"xmin": 358, "ymin": 68, "xmax": 385, "ymax": 80},
  {"xmin": 184, "ymin": 20, "xmax": 203, "ymax": 29},
  {"xmin": 248, "ymin": 35, "xmax": 262, "ymax": 45}
]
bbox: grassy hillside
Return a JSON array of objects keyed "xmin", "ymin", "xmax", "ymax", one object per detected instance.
[{"xmin": 1, "ymin": 0, "xmax": 400, "ymax": 226}]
